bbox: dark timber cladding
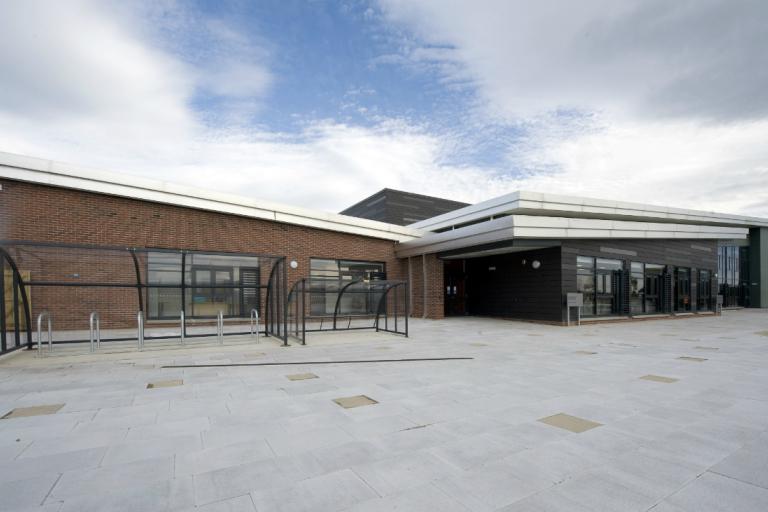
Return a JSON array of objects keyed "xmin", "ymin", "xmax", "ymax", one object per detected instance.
[
  {"xmin": 463, "ymin": 247, "xmax": 563, "ymax": 322},
  {"xmin": 340, "ymin": 188, "xmax": 469, "ymax": 226}
]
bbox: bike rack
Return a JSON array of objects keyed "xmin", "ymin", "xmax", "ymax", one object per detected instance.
[
  {"xmin": 36, "ymin": 311, "xmax": 52, "ymax": 356},
  {"xmin": 89, "ymin": 312, "xmax": 101, "ymax": 353},
  {"xmin": 180, "ymin": 310, "xmax": 185, "ymax": 345},
  {"xmin": 250, "ymin": 308, "xmax": 260, "ymax": 343},
  {"xmin": 137, "ymin": 311, "xmax": 144, "ymax": 351},
  {"xmin": 217, "ymin": 311, "xmax": 224, "ymax": 345}
]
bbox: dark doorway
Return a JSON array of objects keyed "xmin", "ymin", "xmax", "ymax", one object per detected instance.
[{"xmin": 444, "ymin": 259, "xmax": 466, "ymax": 316}]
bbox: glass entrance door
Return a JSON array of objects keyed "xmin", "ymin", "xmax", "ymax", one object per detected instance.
[{"xmin": 674, "ymin": 267, "xmax": 691, "ymax": 312}]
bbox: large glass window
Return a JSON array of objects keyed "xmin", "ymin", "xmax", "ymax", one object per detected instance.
[
  {"xmin": 595, "ymin": 258, "xmax": 623, "ymax": 316},
  {"xmin": 674, "ymin": 267, "xmax": 692, "ymax": 312},
  {"xmin": 146, "ymin": 251, "xmax": 261, "ymax": 320},
  {"xmin": 147, "ymin": 252, "xmax": 182, "ymax": 319},
  {"xmin": 576, "ymin": 256, "xmax": 595, "ymax": 316},
  {"xmin": 644, "ymin": 264, "xmax": 664, "ymax": 313},
  {"xmin": 718, "ymin": 245, "xmax": 750, "ymax": 307},
  {"xmin": 309, "ymin": 258, "xmax": 385, "ymax": 315},
  {"xmin": 698, "ymin": 269, "xmax": 712, "ymax": 311},
  {"xmin": 629, "ymin": 262, "xmax": 644, "ymax": 314}
]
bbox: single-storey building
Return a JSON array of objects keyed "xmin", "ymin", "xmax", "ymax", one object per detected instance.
[{"xmin": 1, "ymin": 151, "xmax": 766, "ymax": 353}]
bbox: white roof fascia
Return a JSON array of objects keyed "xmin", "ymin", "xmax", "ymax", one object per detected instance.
[
  {"xmin": 396, "ymin": 215, "xmax": 749, "ymax": 257},
  {"xmin": 0, "ymin": 151, "xmax": 422, "ymax": 243},
  {"xmin": 410, "ymin": 190, "xmax": 768, "ymax": 231}
]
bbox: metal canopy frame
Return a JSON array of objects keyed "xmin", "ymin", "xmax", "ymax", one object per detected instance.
[
  {"xmin": 287, "ymin": 277, "xmax": 408, "ymax": 345},
  {"xmin": 0, "ymin": 241, "xmax": 288, "ymax": 354}
]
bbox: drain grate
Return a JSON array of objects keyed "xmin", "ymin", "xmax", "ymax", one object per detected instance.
[
  {"xmin": 2, "ymin": 404, "xmax": 65, "ymax": 419},
  {"xmin": 286, "ymin": 373, "xmax": 318, "ymax": 381},
  {"xmin": 333, "ymin": 395, "xmax": 378, "ymax": 409},
  {"xmin": 538, "ymin": 413, "xmax": 602, "ymax": 433},
  {"xmin": 147, "ymin": 379, "xmax": 183, "ymax": 389},
  {"xmin": 677, "ymin": 356, "xmax": 707, "ymax": 362},
  {"xmin": 640, "ymin": 374, "xmax": 678, "ymax": 383}
]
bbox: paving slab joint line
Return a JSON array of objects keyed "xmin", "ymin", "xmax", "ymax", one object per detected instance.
[{"xmin": 40, "ymin": 473, "xmax": 63, "ymax": 507}]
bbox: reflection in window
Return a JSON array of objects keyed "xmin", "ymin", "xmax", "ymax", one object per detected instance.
[
  {"xmin": 309, "ymin": 258, "xmax": 385, "ymax": 315},
  {"xmin": 576, "ymin": 256, "xmax": 595, "ymax": 316},
  {"xmin": 630, "ymin": 262, "xmax": 644, "ymax": 314},
  {"xmin": 146, "ymin": 251, "xmax": 261, "ymax": 320}
]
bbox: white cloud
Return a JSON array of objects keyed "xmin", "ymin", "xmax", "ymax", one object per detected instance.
[
  {"xmin": 0, "ymin": 0, "xmax": 766, "ymax": 219},
  {"xmin": 379, "ymin": 0, "xmax": 768, "ymax": 216}
]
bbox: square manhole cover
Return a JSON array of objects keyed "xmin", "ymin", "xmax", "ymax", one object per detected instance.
[
  {"xmin": 538, "ymin": 413, "xmax": 602, "ymax": 433},
  {"xmin": 2, "ymin": 404, "xmax": 65, "ymax": 419},
  {"xmin": 640, "ymin": 374, "xmax": 678, "ymax": 383},
  {"xmin": 333, "ymin": 395, "xmax": 378, "ymax": 409},
  {"xmin": 147, "ymin": 379, "xmax": 183, "ymax": 389},
  {"xmin": 678, "ymin": 356, "xmax": 707, "ymax": 362},
  {"xmin": 286, "ymin": 373, "xmax": 318, "ymax": 381}
]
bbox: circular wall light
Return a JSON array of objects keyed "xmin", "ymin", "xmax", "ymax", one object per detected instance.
[
  {"xmin": 531, "ymin": 260, "xmax": 541, "ymax": 269},
  {"xmin": 289, "ymin": 260, "xmax": 298, "ymax": 269}
]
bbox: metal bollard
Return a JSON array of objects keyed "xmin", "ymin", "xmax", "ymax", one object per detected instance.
[
  {"xmin": 37, "ymin": 311, "xmax": 52, "ymax": 356},
  {"xmin": 137, "ymin": 311, "xmax": 144, "ymax": 351},
  {"xmin": 250, "ymin": 308, "xmax": 259, "ymax": 343},
  {"xmin": 217, "ymin": 311, "xmax": 224, "ymax": 344},
  {"xmin": 180, "ymin": 310, "xmax": 185, "ymax": 345},
  {"xmin": 89, "ymin": 312, "xmax": 100, "ymax": 353}
]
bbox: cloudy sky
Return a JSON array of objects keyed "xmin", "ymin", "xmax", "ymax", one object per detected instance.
[{"xmin": 0, "ymin": 0, "xmax": 766, "ymax": 215}]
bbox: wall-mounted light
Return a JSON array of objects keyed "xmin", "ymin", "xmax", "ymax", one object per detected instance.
[
  {"xmin": 521, "ymin": 259, "xmax": 527, "ymax": 265},
  {"xmin": 531, "ymin": 260, "xmax": 541, "ymax": 269},
  {"xmin": 289, "ymin": 260, "xmax": 298, "ymax": 269}
]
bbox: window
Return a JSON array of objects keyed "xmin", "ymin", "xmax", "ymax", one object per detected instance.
[
  {"xmin": 595, "ymin": 258, "xmax": 623, "ymax": 316},
  {"xmin": 629, "ymin": 262, "xmax": 644, "ymax": 314},
  {"xmin": 576, "ymin": 256, "xmax": 595, "ymax": 316},
  {"xmin": 309, "ymin": 258, "xmax": 385, "ymax": 315},
  {"xmin": 698, "ymin": 269, "xmax": 712, "ymax": 311},
  {"xmin": 674, "ymin": 267, "xmax": 691, "ymax": 312},
  {"xmin": 643, "ymin": 264, "xmax": 664, "ymax": 313},
  {"xmin": 147, "ymin": 252, "xmax": 182, "ymax": 319},
  {"xmin": 146, "ymin": 251, "xmax": 261, "ymax": 320}
]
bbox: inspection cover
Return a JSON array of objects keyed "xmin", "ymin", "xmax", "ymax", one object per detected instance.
[
  {"xmin": 286, "ymin": 373, "xmax": 318, "ymax": 381},
  {"xmin": 640, "ymin": 375, "xmax": 678, "ymax": 383},
  {"xmin": 333, "ymin": 395, "xmax": 378, "ymax": 409},
  {"xmin": 2, "ymin": 404, "xmax": 65, "ymax": 419},
  {"xmin": 147, "ymin": 379, "xmax": 184, "ymax": 389},
  {"xmin": 678, "ymin": 356, "xmax": 707, "ymax": 362},
  {"xmin": 538, "ymin": 413, "xmax": 602, "ymax": 433}
]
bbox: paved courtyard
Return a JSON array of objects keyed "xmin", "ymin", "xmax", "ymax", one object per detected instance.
[{"xmin": 1, "ymin": 310, "xmax": 767, "ymax": 512}]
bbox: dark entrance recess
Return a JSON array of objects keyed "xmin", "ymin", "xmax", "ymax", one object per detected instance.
[
  {"xmin": 444, "ymin": 259, "xmax": 466, "ymax": 316},
  {"xmin": 441, "ymin": 246, "xmax": 563, "ymax": 323}
]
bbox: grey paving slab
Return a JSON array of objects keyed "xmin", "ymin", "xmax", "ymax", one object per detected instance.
[
  {"xmin": 0, "ymin": 311, "xmax": 766, "ymax": 511},
  {"xmin": 250, "ymin": 468, "xmax": 377, "ymax": 512},
  {"xmin": 710, "ymin": 434, "xmax": 768, "ymax": 489},
  {"xmin": 0, "ymin": 473, "xmax": 60, "ymax": 511},
  {"xmin": 346, "ymin": 482, "xmax": 469, "ymax": 512},
  {"xmin": 352, "ymin": 450, "xmax": 461, "ymax": 496},
  {"xmin": 665, "ymin": 471, "xmax": 768, "ymax": 511}
]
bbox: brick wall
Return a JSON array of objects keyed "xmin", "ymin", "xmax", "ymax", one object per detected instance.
[{"xmin": 0, "ymin": 179, "xmax": 449, "ymax": 329}]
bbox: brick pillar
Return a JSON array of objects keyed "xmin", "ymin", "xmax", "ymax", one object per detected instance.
[{"xmin": 403, "ymin": 254, "xmax": 444, "ymax": 319}]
